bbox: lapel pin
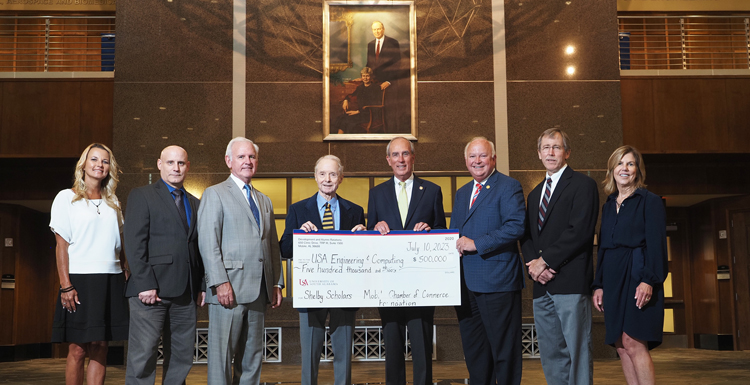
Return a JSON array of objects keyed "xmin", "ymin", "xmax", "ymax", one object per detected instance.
[
  {"xmin": 486, "ymin": 185, "xmax": 491, "ymax": 189},
  {"xmin": 419, "ymin": 186, "xmax": 424, "ymax": 190}
]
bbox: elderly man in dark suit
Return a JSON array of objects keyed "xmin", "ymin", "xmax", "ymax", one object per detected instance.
[
  {"xmin": 367, "ymin": 137, "xmax": 446, "ymax": 385},
  {"xmin": 280, "ymin": 155, "xmax": 366, "ymax": 385},
  {"xmin": 451, "ymin": 137, "xmax": 526, "ymax": 385},
  {"xmin": 366, "ymin": 21, "xmax": 403, "ymax": 132},
  {"xmin": 124, "ymin": 145, "xmax": 205, "ymax": 385},
  {"xmin": 198, "ymin": 137, "xmax": 284, "ymax": 385},
  {"xmin": 521, "ymin": 129, "xmax": 599, "ymax": 385}
]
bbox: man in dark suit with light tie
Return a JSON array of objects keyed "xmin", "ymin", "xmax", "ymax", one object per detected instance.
[
  {"xmin": 198, "ymin": 137, "xmax": 284, "ymax": 385},
  {"xmin": 452, "ymin": 137, "xmax": 526, "ymax": 385},
  {"xmin": 367, "ymin": 137, "xmax": 446, "ymax": 385},
  {"xmin": 280, "ymin": 155, "xmax": 366, "ymax": 385},
  {"xmin": 521, "ymin": 129, "xmax": 599, "ymax": 385},
  {"xmin": 124, "ymin": 145, "xmax": 205, "ymax": 385},
  {"xmin": 366, "ymin": 21, "xmax": 402, "ymax": 132}
]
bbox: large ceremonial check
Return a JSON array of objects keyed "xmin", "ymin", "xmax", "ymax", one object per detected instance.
[{"xmin": 292, "ymin": 229, "xmax": 460, "ymax": 308}]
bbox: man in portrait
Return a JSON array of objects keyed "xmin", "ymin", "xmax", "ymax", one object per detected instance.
[
  {"xmin": 521, "ymin": 128, "xmax": 599, "ymax": 385},
  {"xmin": 197, "ymin": 137, "xmax": 284, "ymax": 385},
  {"xmin": 365, "ymin": 21, "xmax": 403, "ymax": 133},
  {"xmin": 124, "ymin": 145, "xmax": 205, "ymax": 385},
  {"xmin": 367, "ymin": 137, "xmax": 447, "ymax": 385}
]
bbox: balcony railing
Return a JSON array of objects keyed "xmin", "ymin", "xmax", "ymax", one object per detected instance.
[
  {"xmin": 618, "ymin": 15, "xmax": 750, "ymax": 70},
  {"xmin": 0, "ymin": 16, "xmax": 116, "ymax": 72}
]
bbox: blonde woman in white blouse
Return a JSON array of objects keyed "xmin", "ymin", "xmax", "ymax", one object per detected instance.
[{"xmin": 49, "ymin": 143, "xmax": 129, "ymax": 385}]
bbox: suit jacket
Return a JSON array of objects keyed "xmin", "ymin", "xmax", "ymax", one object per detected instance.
[
  {"xmin": 280, "ymin": 193, "xmax": 366, "ymax": 313},
  {"xmin": 124, "ymin": 180, "xmax": 204, "ymax": 300},
  {"xmin": 366, "ymin": 176, "xmax": 446, "ymax": 232},
  {"xmin": 197, "ymin": 177, "xmax": 283, "ymax": 305},
  {"xmin": 521, "ymin": 166, "xmax": 599, "ymax": 298},
  {"xmin": 280, "ymin": 192, "xmax": 366, "ymax": 260},
  {"xmin": 366, "ymin": 35, "xmax": 402, "ymax": 84},
  {"xmin": 451, "ymin": 171, "xmax": 526, "ymax": 293}
]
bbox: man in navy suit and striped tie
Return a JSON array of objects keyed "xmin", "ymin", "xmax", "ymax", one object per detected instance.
[
  {"xmin": 280, "ymin": 155, "xmax": 366, "ymax": 385},
  {"xmin": 451, "ymin": 137, "xmax": 526, "ymax": 385}
]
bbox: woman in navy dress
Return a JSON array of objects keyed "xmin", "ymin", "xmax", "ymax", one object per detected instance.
[{"xmin": 592, "ymin": 145, "xmax": 668, "ymax": 385}]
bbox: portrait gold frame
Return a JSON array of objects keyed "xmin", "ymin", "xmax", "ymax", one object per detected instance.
[{"xmin": 323, "ymin": 0, "xmax": 417, "ymax": 141}]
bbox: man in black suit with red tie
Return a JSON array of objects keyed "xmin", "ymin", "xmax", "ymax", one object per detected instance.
[
  {"xmin": 367, "ymin": 137, "xmax": 447, "ymax": 385},
  {"xmin": 366, "ymin": 21, "xmax": 403, "ymax": 132}
]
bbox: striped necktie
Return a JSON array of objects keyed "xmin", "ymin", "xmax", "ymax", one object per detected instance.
[
  {"xmin": 538, "ymin": 177, "xmax": 552, "ymax": 231},
  {"xmin": 470, "ymin": 182, "xmax": 482, "ymax": 208},
  {"xmin": 322, "ymin": 203, "xmax": 334, "ymax": 230}
]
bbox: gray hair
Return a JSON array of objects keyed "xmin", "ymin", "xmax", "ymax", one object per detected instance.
[
  {"xmin": 386, "ymin": 137, "xmax": 415, "ymax": 156},
  {"xmin": 225, "ymin": 137, "xmax": 259, "ymax": 158},
  {"xmin": 537, "ymin": 128, "xmax": 571, "ymax": 152},
  {"xmin": 464, "ymin": 137, "xmax": 496, "ymax": 158},
  {"xmin": 314, "ymin": 155, "xmax": 344, "ymax": 176}
]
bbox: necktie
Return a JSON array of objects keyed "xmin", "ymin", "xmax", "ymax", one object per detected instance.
[
  {"xmin": 376, "ymin": 40, "xmax": 381, "ymax": 59},
  {"xmin": 470, "ymin": 182, "xmax": 482, "ymax": 208},
  {"xmin": 172, "ymin": 189, "xmax": 189, "ymax": 233},
  {"xmin": 538, "ymin": 177, "xmax": 552, "ymax": 231},
  {"xmin": 397, "ymin": 181, "xmax": 408, "ymax": 227},
  {"xmin": 244, "ymin": 184, "xmax": 261, "ymax": 232},
  {"xmin": 322, "ymin": 203, "xmax": 334, "ymax": 230}
]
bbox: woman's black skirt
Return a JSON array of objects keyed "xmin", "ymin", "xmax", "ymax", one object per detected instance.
[{"xmin": 51, "ymin": 273, "xmax": 129, "ymax": 344}]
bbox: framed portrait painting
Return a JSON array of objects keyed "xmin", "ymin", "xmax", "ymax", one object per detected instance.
[{"xmin": 323, "ymin": 1, "xmax": 417, "ymax": 140}]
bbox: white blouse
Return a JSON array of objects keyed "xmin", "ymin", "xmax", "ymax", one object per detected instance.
[{"xmin": 49, "ymin": 189, "xmax": 123, "ymax": 274}]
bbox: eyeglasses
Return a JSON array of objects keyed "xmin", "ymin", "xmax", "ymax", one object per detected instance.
[{"xmin": 540, "ymin": 145, "xmax": 563, "ymax": 153}]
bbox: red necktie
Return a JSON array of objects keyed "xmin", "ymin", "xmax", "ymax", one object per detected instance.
[
  {"xmin": 376, "ymin": 40, "xmax": 381, "ymax": 59},
  {"xmin": 470, "ymin": 183, "xmax": 482, "ymax": 208}
]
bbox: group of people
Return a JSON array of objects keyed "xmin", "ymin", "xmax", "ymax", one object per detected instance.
[{"xmin": 49, "ymin": 130, "xmax": 667, "ymax": 385}]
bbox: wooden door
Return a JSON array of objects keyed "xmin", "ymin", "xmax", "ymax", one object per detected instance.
[{"xmin": 731, "ymin": 211, "xmax": 750, "ymax": 350}]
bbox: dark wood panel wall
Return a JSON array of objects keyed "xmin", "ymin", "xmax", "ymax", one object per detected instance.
[
  {"xmin": 621, "ymin": 77, "xmax": 750, "ymax": 153},
  {"xmin": 0, "ymin": 204, "xmax": 57, "ymax": 346},
  {"xmin": 0, "ymin": 79, "xmax": 113, "ymax": 158}
]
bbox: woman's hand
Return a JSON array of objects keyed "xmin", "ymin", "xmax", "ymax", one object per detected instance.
[
  {"xmin": 61, "ymin": 288, "xmax": 80, "ymax": 313},
  {"xmin": 635, "ymin": 282, "xmax": 653, "ymax": 309},
  {"xmin": 593, "ymin": 289, "xmax": 604, "ymax": 313}
]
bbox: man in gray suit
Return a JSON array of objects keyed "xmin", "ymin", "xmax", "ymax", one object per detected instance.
[
  {"xmin": 198, "ymin": 137, "xmax": 284, "ymax": 385},
  {"xmin": 124, "ymin": 145, "xmax": 205, "ymax": 385}
]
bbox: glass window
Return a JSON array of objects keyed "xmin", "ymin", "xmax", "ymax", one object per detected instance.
[
  {"xmin": 291, "ymin": 178, "xmax": 319, "ymax": 205},
  {"xmin": 253, "ymin": 178, "xmax": 287, "ymax": 214},
  {"xmin": 337, "ymin": 177, "xmax": 370, "ymax": 212},
  {"xmin": 420, "ymin": 176, "xmax": 453, "ymax": 213}
]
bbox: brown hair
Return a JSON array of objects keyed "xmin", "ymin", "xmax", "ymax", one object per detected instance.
[{"xmin": 602, "ymin": 145, "xmax": 647, "ymax": 195}]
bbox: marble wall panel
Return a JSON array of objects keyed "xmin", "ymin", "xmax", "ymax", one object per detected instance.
[
  {"xmin": 115, "ymin": 0, "xmax": 233, "ymax": 82},
  {"xmin": 244, "ymin": 0, "xmax": 494, "ymax": 82},
  {"xmin": 245, "ymin": 82, "xmax": 329, "ymax": 173},
  {"xmin": 246, "ymin": 0, "xmax": 323, "ymax": 82},
  {"xmin": 507, "ymin": 81, "xmax": 622, "ymax": 171},
  {"xmin": 504, "ymin": 0, "xmax": 620, "ymax": 81},
  {"xmin": 415, "ymin": 0, "xmax": 494, "ymax": 81},
  {"xmin": 114, "ymin": 83, "xmax": 233, "ymax": 175},
  {"xmin": 413, "ymin": 82, "xmax": 495, "ymax": 171}
]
